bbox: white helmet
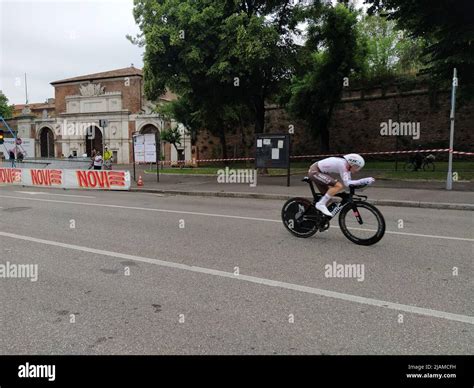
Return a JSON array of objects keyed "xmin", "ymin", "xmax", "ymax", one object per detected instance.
[{"xmin": 343, "ymin": 153, "xmax": 365, "ymax": 169}]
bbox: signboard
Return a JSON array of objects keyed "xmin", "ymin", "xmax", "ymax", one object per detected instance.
[
  {"xmin": 132, "ymin": 132, "xmax": 160, "ymax": 183},
  {"xmin": 1, "ymin": 138, "xmax": 35, "ymax": 160},
  {"xmin": 0, "ymin": 167, "xmax": 131, "ymax": 190},
  {"xmin": 133, "ymin": 134, "xmax": 145, "ymax": 163},
  {"xmin": 133, "ymin": 133, "xmax": 158, "ymax": 163},
  {"xmin": 144, "ymin": 133, "xmax": 157, "ymax": 163},
  {"xmin": 255, "ymin": 134, "xmax": 290, "ymax": 169}
]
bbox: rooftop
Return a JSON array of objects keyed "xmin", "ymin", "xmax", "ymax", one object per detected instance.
[{"xmin": 51, "ymin": 66, "xmax": 143, "ymax": 85}]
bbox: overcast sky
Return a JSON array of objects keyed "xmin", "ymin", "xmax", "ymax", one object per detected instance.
[
  {"xmin": 0, "ymin": 0, "xmax": 144, "ymax": 105},
  {"xmin": 0, "ymin": 0, "xmax": 368, "ymax": 105}
]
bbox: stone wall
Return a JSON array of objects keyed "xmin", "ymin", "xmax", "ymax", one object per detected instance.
[{"xmin": 195, "ymin": 86, "xmax": 474, "ymax": 161}]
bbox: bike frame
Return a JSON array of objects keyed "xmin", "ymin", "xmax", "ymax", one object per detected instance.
[{"xmin": 303, "ymin": 178, "xmax": 368, "ymax": 225}]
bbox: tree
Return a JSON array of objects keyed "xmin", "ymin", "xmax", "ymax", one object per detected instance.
[
  {"xmin": 287, "ymin": 3, "xmax": 366, "ymax": 151},
  {"xmin": 365, "ymin": 0, "xmax": 474, "ymax": 95},
  {"xmin": 130, "ymin": 0, "xmax": 300, "ymax": 159},
  {"xmin": 217, "ymin": 0, "xmax": 300, "ymax": 134},
  {"xmin": 131, "ymin": 0, "xmax": 245, "ymax": 158},
  {"xmin": 160, "ymin": 127, "xmax": 182, "ymax": 156},
  {"xmin": 355, "ymin": 14, "xmax": 428, "ymax": 81},
  {"xmin": 155, "ymin": 94, "xmax": 201, "ymax": 146},
  {"xmin": 0, "ymin": 91, "xmax": 14, "ymax": 119}
]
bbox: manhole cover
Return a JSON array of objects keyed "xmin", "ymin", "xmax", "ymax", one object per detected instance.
[{"xmin": 2, "ymin": 207, "xmax": 32, "ymax": 212}]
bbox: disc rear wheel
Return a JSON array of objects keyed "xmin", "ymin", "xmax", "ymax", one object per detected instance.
[{"xmin": 282, "ymin": 198, "xmax": 318, "ymax": 238}]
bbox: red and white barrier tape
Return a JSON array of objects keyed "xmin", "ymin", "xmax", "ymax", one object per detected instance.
[
  {"xmin": 136, "ymin": 148, "xmax": 473, "ymax": 165},
  {"xmin": 291, "ymin": 149, "xmax": 452, "ymax": 159}
]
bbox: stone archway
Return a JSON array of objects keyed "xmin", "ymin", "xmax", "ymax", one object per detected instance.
[
  {"xmin": 139, "ymin": 124, "xmax": 162, "ymax": 162},
  {"xmin": 39, "ymin": 127, "xmax": 55, "ymax": 158},
  {"xmin": 140, "ymin": 123, "xmax": 158, "ymax": 135},
  {"xmin": 85, "ymin": 126, "xmax": 103, "ymax": 156}
]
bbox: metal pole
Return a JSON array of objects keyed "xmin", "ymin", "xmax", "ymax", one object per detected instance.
[
  {"xmin": 132, "ymin": 135, "xmax": 136, "ymax": 182},
  {"xmin": 287, "ymin": 134, "xmax": 291, "ymax": 187},
  {"xmin": 395, "ymin": 101, "xmax": 400, "ymax": 171},
  {"xmin": 25, "ymin": 73, "xmax": 28, "ymax": 105},
  {"xmin": 155, "ymin": 130, "xmax": 160, "ymax": 183},
  {"xmin": 446, "ymin": 68, "xmax": 457, "ymax": 190}
]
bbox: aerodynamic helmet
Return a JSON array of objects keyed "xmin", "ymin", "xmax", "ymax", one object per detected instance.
[{"xmin": 343, "ymin": 153, "xmax": 365, "ymax": 169}]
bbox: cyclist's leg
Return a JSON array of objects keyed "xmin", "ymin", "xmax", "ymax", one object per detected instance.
[
  {"xmin": 308, "ymin": 166, "xmax": 329, "ymax": 194},
  {"xmin": 308, "ymin": 169, "xmax": 341, "ymax": 216}
]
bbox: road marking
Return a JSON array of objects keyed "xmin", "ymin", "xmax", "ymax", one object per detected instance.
[
  {"xmin": 14, "ymin": 191, "xmax": 95, "ymax": 199},
  {"xmin": 0, "ymin": 194, "xmax": 277, "ymax": 222},
  {"xmin": 0, "ymin": 230, "xmax": 472, "ymax": 325},
  {"xmin": 329, "ymin": 226, "xmax": 474, "ymax": 242},
  {"xmin": 0, "ymin": 194, "xmax": 472, "ymax": 242}
]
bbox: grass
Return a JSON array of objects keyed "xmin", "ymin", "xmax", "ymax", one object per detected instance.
[{"xmin": 144, "ymin": 161, "xmax": 474, "ymax": 181}]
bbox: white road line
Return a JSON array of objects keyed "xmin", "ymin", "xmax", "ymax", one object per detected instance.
[
  {"xmin": 14, "ymin": 191, "xmax": 95, "ymax": 199},
  {"xmin": 0, "ymin": 194, "xmax": 276, "ymax": 222},
  {"xmin": 0, "ymin": 230, "xmax": 472, "ymax": 325},
  {"xmin": 0, "ymin": 194, "xmax": 472, "ymax": 242},
  {"xmin": 329, "ymin": 226, "xmax": 474, "ymax": 242}
]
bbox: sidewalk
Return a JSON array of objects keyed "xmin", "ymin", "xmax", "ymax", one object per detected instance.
[{"xmin": 127, "ymin": 171, "xmax": 474, "ymax": 211}]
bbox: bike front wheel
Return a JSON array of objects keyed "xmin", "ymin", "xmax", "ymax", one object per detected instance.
[
  {"xmin": 281, "ymin": 197, "xmax": 318, "ymax": 238},
  {"xmin": 403, "ymin": 162, "xmax": 415, "ymax": 172},
  {"xmin": 338, "ymin": 202, "xmax": 385, "ymax": 245}
]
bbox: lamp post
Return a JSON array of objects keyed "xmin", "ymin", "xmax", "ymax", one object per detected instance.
[{"xmin": 446, "ymin": 68, "xmax": 457, "ymax": 190}]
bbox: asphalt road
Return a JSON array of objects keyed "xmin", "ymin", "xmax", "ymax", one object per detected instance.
[{"xmin": 0, "ymin": 185, "xmax": 472, "ymax": 355}]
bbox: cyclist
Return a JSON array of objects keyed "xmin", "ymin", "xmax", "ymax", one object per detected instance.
[
  {"xmin": 308, "ymin": 153, "xmax": 375, "ymax": 217},
  {"xmin": 413, "ymin": 145, "xmax": 423, "ymax": 171}
]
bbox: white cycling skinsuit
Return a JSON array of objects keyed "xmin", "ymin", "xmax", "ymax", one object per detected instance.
[
  {"xmin": 308, "ymin": 156, "xmax": 375, "ymax": 217},
  {"xmin": 311, "ymin": 157, "xmax": 372, "ymax": 188}
]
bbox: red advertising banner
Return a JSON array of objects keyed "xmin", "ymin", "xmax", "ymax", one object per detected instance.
[{"xmin": 0, "ymin": 168, "xmax": 130, "ymax": 190}]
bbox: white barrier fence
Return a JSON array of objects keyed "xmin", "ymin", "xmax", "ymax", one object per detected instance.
[{"xmin": 0, "ymin": 168, "xmax": 131, "ymax": 191}]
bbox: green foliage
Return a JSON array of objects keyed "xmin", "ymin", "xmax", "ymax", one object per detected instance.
[
  {"xmin": 356, "ymin": 14, "xmax": 427, "ymax": 79},
  {"xmin": 131, "ymin": 0, "xmax": 300, "ymax": 158},
  {"xmin": 287, "ymin": 3, "xmax": 364, "ymax": 150},
  {"xmin": 365, "ymin": 0, "xmax": 474, "ymax": 96},
  {"xmin": 155, "ymin": 94, "xmax": 202, "ymax": 144},
  {"xmin": 0, "ymin": 91, "xmax": 14, "ymax": 119},
  {"xmin": 160, "ymin": 127, "xmax": 182, "ymax": 153}
]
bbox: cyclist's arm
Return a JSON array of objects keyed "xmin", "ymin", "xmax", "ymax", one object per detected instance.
[{"xmin": 340, "ymin": 171, "xmax": 366, "ymax": 187}]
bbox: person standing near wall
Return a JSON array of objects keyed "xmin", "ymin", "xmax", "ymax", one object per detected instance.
[
  {"xmin": 103, "ymin": 146, "xmax": 113, "ymax": 170},
  {"xmin": 93, "ymin": 152, "xmax": 103, "ymax": 170}
]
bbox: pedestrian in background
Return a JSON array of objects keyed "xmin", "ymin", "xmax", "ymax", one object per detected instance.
[
  {"xmin": 88, "ymin": 148, "xmax": 97, "ymax": 169},
  {"xmin": 103, "ymin": 146, "xmax": 113, "ymax": 170},
  {"xmin": 9, "ymin": 150, "xmax": 15, "ymax": 167},
  {"xmin": 93, "ymin": 152, "xmax": 103, "ymax": 170}
]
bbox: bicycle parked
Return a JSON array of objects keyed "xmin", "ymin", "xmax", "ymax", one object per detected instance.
[
  {"xmin": 403, "ymin": 154, "xmax": 435, "ymax": 172},
  {"xmin": 281, "ymin": 177, "xmax": 386, "ymax": 245}
]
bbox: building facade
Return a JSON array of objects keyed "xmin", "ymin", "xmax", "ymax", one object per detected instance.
[{"xmin": 6, "ymin": 66, "xmax": 192, "ymax": 164}]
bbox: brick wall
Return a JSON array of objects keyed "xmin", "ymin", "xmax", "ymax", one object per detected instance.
[
  {"xmin": 195, "ymin": 87, "xmax": 474, "ymax": 160},
  {"xmin": 54, "ymin": 76, "xmax": 142, "ymax": 115}
]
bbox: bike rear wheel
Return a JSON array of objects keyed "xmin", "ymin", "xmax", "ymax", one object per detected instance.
[
  {"xmin": 281, "ymin": 198, "xmax": 318, "ymax": 238},
  {"xmin": 338, "ymin": 202, "xmax": 385, "ymax": 245},
  {"xmin": 423, "ymin": 161, "xmax": 435, "ymax": 172}
]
